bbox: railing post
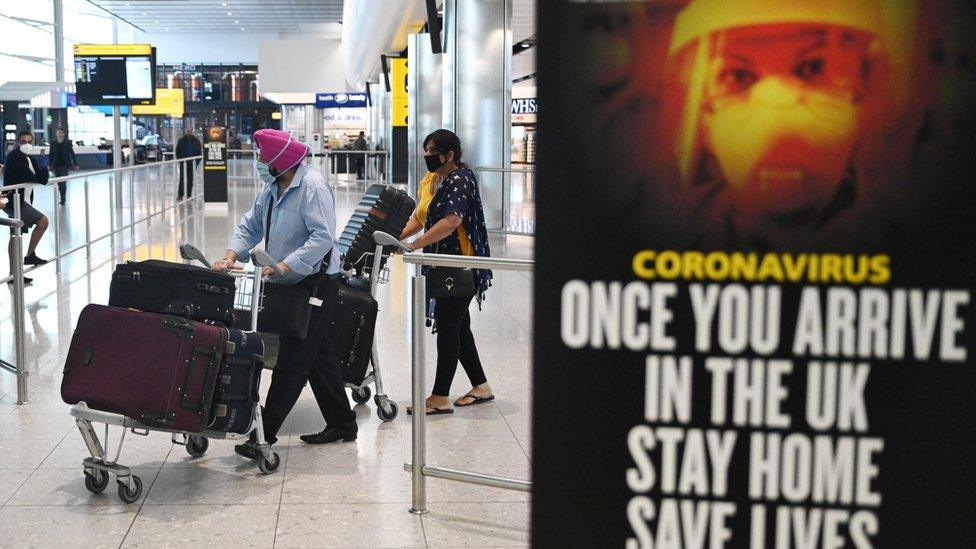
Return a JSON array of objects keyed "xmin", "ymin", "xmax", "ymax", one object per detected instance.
[
  {"xmin": 129, "ymin": 171, "xmax": 136, "ymax": 257},
  {"xmin": 10, "ymin": 200, "xmax": 28, "ymax": 404},
  {"xmin": 52, "ymin": 180, "xmax": 62, "ymax": 275},
  {"xmin": 109, "ymin": 167, "xmax": 117, "ymax": 258},
  {"xmin": 410, "ymin": 273, "xmax": 428, "ymax": 514},
  {"xmin": 83, "ymin": 178, "xmax": 92, "ymax": 273}
]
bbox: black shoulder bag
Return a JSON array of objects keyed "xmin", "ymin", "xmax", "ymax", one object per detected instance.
[
  {"xmin": 236, "ymin": 198, "xmax": 329, "ymax": 339},
  {"xmin": 424, "ymin": 187, "xmax": 477, "ymax": 299}
]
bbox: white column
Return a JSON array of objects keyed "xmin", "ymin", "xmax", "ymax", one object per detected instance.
[
  {"xmin": 442, "ymin": 0, "xmax": 512, "ymax": 229},
  {"xmin": 53, "ymin": 0, "xmax": 64, "ymax": 80},
  {"xmin": 407, "ymin": 33, "xmax": 443, "ymax": 198}
]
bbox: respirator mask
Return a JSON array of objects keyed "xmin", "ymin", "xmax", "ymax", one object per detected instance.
[
  {"xmin": 256, "ymin": 133, "xmax": 294, "ymax": 185},
  {"xmin": 704, "ymin": 76, "xmax": 859, "ymax": 216}
]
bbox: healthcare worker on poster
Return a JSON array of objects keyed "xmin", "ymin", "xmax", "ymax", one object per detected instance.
[{"xmin": 665, "ymin": 0, "xmax": 890, "ymax": 249}]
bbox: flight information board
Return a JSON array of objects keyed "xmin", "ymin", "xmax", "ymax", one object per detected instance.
[{"xmin": 73, "ymin": 44, "xmax": 156, "ymax": 105}]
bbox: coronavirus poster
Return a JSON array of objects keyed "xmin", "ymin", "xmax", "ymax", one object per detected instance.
[{"xmin": 533, "ymin": 1, "xmax": 976, "ymax": 547}]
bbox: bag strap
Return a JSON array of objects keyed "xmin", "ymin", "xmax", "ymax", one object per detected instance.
[{"xmin": 265, "ymin": 197, "xmax": 273, "ymax": 249}]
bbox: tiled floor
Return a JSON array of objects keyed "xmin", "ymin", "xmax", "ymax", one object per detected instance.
[{"xmin": 0, "ymin": 161, "xmax": 532, "ymax": 548}]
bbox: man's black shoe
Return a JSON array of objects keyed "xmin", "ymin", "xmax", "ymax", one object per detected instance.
[
  {"xmin": 7, "ymin": 277, "xmax": 32, "ymax": 286},
  {"xmin": 300, "ymin": 426, "xmax": 358, "ymax": 445},
  {"xmin": 24, "ymin": 254, "xmax": 48, "ymax": 266},
  {"xmin": 234, "ymin": 441, "xmax": 260, "ymax": 460}
]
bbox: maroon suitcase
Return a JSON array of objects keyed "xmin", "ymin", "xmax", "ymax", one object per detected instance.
[{"xmin": 61, "ymin": 304, "xmax": 230, "ymax": 432}]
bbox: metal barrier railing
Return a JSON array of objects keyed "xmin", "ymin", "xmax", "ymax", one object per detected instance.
[
  {"xmin": 227, "ymin": 148, "xmax": 393, "ymax": 192},
  {"xmin": 323, "ymin": 150, "xmax": 391, "ymax": 189},
  {"xmin": 398, "ymin": 250, "xmax": 534, "ymax": 514},
  {"xmin": 0, "ymin": 155, "xmax": 204, "ymax": 404},
  {"xmin": 473, "ymin": 166, "xmax": 535, "ymax": 237}
]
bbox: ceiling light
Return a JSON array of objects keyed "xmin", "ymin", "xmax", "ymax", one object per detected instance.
[
  {"xmin": 227, "ymin": 12, "xmax": 232, "ymax": 15},
  {"xmin": 240, "ymin": 28, "xmax": 245, "ymax": 31},
  {"xmin": 234, "ymin": 20, "xmax": 239, "ymax": 24},
  {"xmin": 222, "ymin": 2, "xmax": 227, "ymax": 5}
]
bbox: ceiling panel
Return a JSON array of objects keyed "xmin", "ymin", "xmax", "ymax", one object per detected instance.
[{"xmin": 89, "ymin": 0, "xmax": 344, "ymax": 33}]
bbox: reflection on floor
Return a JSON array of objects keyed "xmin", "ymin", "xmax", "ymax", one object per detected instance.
[{"xmin": 0, "ymin": 166, "xmax": 533, "ymax": 548}]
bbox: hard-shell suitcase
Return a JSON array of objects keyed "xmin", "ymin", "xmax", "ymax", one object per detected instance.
[
  {"xmin": 337, "ymin": 184, "xmax": 415, "ymax": 276},
  {"xmin": 61, "ymin": 304, "xmax": 229, "ymax": 432},
  {"xmin": 330, "ymin": 280, "xmax": 378, "ymax": 385},
  {"xmin": 109, "ymin": 259, "xmax": 236, "ymax": 326},
  {"xmin": 210, "ymin": 328, "xmax": 264, "ymax": 434}
]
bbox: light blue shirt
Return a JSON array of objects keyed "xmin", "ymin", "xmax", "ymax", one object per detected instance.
[{"xmin": 228, "ymin": 164, "xmax": 340, "ymax": 284}]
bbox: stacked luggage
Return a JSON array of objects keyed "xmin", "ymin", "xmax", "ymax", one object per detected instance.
[
  {"xmin": 61, "ymin": 259, "xmax": 276, "ymax": 503},
  {"xmin": 60, "ymin": 184, "xmax": 414, "ymax": 503},
  {"xmin": 335, "ymin": 184, "xmax": 414, "ymax": 418}
]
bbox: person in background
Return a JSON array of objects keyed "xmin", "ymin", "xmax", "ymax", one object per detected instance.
[
  {"xmin": 175, "ymin": 127, "xmax": 202, "ymax": 200},
  {"xmin": 353, "ymin": 130, "xmax": 368, "ymax": 180},
  {"xmin": 400, "ymin": 129, "xmax": 494, "ymax": 414},
  {"xmin": 2, "ymin": 131, "xmax": 51, "ymax": 285},
  {"xmin": 48, "ymin": 127, "xmax": 79, "ymax": 206},
  {"xmin": 213, "ymin": 128, "xmax": 357, "ymax": 456}
]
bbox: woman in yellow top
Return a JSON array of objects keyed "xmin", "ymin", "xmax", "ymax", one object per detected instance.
[{"xmin": 400, "ymin": 129, "xmax": 494, "ymax": 415}]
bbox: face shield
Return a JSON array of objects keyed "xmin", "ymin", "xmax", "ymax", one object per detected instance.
[{"xmin": 668, "ymin": 0, "xmax": 886, "ymax": 218}]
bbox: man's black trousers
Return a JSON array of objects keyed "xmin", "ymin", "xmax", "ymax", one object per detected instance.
[{"xmin": 259, "ymin": 275, "xmax": 357, "ymax": 444}]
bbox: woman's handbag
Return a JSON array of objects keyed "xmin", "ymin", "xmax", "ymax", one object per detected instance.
[{"xmin": 426, "ymin": 266, "xmax": 477, "ymax": 299}]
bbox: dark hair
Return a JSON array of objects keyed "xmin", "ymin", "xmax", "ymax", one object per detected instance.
[
  {"xmin": 423, "ymin": 129, "xmax": 463, "ymax": 164},
  {"xmin": 17, "ymin": 130, "xmax": 31, "ymax": 139}
]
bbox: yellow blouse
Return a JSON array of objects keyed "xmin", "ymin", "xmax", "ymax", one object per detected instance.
[{"xmin": 417, "ymin": 171, "xmax": 474, "ymax": 256}]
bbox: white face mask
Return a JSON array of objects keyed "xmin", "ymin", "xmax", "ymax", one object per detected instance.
[
  {"xmin": 704, "ymin": 77, "xmax": 859, "ymax": 217},
  {"xmin": 18, "ymin": 143, "xmax": 29, "ymax": 152}
]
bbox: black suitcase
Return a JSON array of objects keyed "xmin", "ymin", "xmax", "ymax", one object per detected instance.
[
  {"xmin": 337, "ymin": 184, "xmax": 415, "ymax": 276},
  {"xmin": 330, "ymin": 280, "xmax": 378, "ymax": 386},
  {"xmin": 110, "ymin": 260, "xmax": 236, "ymax": 326},
  {"xmin": 210, "ymin": 328, "xmax": 264, "ymax": 434}
]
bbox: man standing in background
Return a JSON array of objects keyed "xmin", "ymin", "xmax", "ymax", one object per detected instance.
[
  {"xmin": 48, "ymin": 127, "xmax": 78, "ymax": 206},
  {"xmin": 175, "ymin": 127, "xmax": 202, "ymax": 200},
  {"xmin": 353, "ymin": 130, "xmax": 368, "ymax": 180}
]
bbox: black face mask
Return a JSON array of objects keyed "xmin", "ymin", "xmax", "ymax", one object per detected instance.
[{"xmin": 424, "ymin": 153, "xmax": 446, "ymax": 173}]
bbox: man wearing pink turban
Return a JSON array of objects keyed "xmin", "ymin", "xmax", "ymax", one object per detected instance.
[{"xmin": 213, "ymin": 129, "xmax": 357, "ymax": 456}]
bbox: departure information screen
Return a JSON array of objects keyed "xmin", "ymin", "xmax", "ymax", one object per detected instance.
[{"xmin": 73, "ymin": 44, "xmax": 156, "ymax": 105}]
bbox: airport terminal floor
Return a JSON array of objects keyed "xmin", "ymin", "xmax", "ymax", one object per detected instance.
[{"xmin": 0, "ymin": 163, "xmax": 532, "ymax": 547}]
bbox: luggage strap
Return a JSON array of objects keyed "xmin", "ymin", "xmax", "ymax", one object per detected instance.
[{"xmin": 180, "ymin": 346, "xmax": 221, "ymax": 413}]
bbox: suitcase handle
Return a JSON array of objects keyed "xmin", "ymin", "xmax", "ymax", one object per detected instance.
[
  {"xmin": 196, "ymin": 282, "xmax": 230, "ymax": 295},
  {"xmin": 180, "ymin": 346, "xmax": 221, "ymax": 413}
]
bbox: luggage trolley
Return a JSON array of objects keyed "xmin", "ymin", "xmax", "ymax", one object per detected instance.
[
  {"xmin": 68, "ymin": 257, "xmax": 281, "ymax": 504},
  {"xmin": 343, "ymin": 242, "xmax": 399, "ymax": 422}
]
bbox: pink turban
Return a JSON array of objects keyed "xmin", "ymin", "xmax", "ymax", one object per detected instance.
[{"xmin": 253, "ymin": 129, "xmax": 309, "ymax": 172}]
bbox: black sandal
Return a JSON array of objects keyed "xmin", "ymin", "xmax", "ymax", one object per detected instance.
[
  {"xmin": 406, "ymin": 403, "xmax": 455, "ymax": 416},
  {"xmin": 455, "ymin": 393, "xmax": 495, "ymax": 407}
]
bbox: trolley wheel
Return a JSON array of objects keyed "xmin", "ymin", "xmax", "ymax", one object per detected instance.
[
  {"xmin": 84, "ymin": 469, "xmax": 109, "ymax": 494},
  {"xmin": 186, "ymin": 435, "xmax": 209, "ymax": 458},
  {"xmin": 117, "ymin": 475, "xmax": 143, "ymax": 504},
  {"xmin": 351, "ymin": 386, "xmax": 371, "ymax": 405},
  {"xmin": 376, "ymin": 399, "xmax": 399, "ymax": 422},
  {"xmin": 257, "ymin": 452, "xmax": 281, "ymax": 475}
]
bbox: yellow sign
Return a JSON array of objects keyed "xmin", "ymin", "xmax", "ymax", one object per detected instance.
[
  {"xmin": 73, "ymin": 44, "xmax": 153, "ymax": 56},
  {"xmin": 391, "ymin": 58, "xmax": 408, "ymax": 127},
  {"xmin": 271, "ymin": 112, "xmax": 282, "ymax": 120},
  {"xmin": 132, "ymin": 89, "xmax": 184, "ymax": 116}
]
